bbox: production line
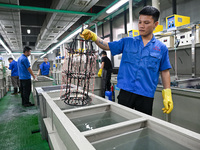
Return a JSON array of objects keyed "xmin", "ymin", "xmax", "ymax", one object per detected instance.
[{"xmin": 1, "ymin": 0, "xmax": 200, "ymax": 149}]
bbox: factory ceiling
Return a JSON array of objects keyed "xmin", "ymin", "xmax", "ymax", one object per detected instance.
[{"xmin": 0, "ymin": 0, "xmax": 116, "ymax": 54}]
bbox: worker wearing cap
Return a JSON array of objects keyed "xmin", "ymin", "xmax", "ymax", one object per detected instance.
[
  {"xmin": 80, "ymin": 6, "xmax": 173, "ymax": 115},
  {"xmin": 98, "ymin": 50, "xmax": 112, "ymax": 98}
]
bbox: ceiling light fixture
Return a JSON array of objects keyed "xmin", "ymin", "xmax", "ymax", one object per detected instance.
[
  {"xmin": 0, "ymin": 38, "xmax": 12, "ymax": 54},
  {"xmin": 40, "ymin": 25, "xmax": 88, "ymax": 58},
  {"xmin": 106, "ymin": 0, "xmax": 129, "ymax": 14},
  {"xmin": 27, "ymin": 29, "xmax": 31, "ymax": 34},
  {"xmin": 0, "ymin": 38, "xmax": 15, "ymax": 59}
]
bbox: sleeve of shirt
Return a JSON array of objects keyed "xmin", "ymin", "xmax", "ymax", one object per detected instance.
[
  {"xmin": 159, "ymin": 45, "xmax": 172, "ymax": 71},
  {"xmin": 40, "ymin": 63, "xmax": 43, "ymax": 70},
  {"xmin": 9, "ymin": 63, "xmax": 13, "ymax": 70},
  {"xmin": 108, "ymin": 38, "xmax": 124, "ymax": 56},
  {"xmin": 23, "ymin": 58, "xmax": 30, "ymax": 69},
  {"xmin": 48, "ymin": 63, "xmax": 50, "ymax": 69},
  {"xmin": 101, "ymin": 57, "xmax": 105, "ymax": 63}
]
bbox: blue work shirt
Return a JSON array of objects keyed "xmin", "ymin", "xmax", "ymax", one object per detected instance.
[
  {"xmin": 40, "ymin": 62, "xmax": 50, "ymax": 75},
  {"xmin": 108, "ymin": 35, "xmax": 171, "ymax": 98},
  {"xmin": 18, "ymin": 54, "xmax": 31, "ymax": 80},
  {"xmin": 9, "ymin": 60, "xmax": 18, "ymax": 76}
]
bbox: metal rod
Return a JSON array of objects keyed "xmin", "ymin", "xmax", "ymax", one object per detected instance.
[
  {"xmin": 172, "ymin": 0, "xmax": 177, "ymax": 14},
  {"xmin": 174, "ymin": 31, "xmax": 178, "ymax": 79},
  {"xmin": 51, "ymin": 110, "xmax": 54, "ymax": 131},
  {"xmin": 191, "ymin": 25, "xmax": 196, "ymax": 78},
  {"xmin": 129, "ymin": 0, "xmax": 133, "ymax": 30},
  {"xmin": 0, "ymin": 3, "xmax": 96, "ymax": 16},
  {"xmin": 124, "ymin": 10, "xmax": 127, "ymax": 34},
  {"xmin": 110, "ymin": 19, "xmax": 114, "ymax": 68}
]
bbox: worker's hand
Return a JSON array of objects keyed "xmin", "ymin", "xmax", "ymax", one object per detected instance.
[
  {"xmin": 37, "ymin": 73, "xmax": 39, "ymax": 76},
  {"xmin": 162, "ymin": 88, "xmax": 173, "ymax": 114},
  {"xmin": 34, "ymin": 76, "xmax": 38, "ymax": 81},
  {"xmin": 80, "ymin": 29, "xmax": 97, "ymax": 42},
  {"xmin": 98, "ymin": 69, "xmax": 102, "ymax": 77},
  {"xmin": 5, "ymin": 66, "xmax": 8, "ymax": 68}
]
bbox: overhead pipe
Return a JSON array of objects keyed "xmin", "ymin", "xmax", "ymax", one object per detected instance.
[
  {"xmin": 191, "ymin": 25, "xmax": 196, "ymax": 78},
  {"xmin": 0, "ymin": 3, "xmax": 96, "ymax": 16}
]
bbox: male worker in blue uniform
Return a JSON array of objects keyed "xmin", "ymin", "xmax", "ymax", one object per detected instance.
[
  {"xmin": 6, "ymin": 57, "xmax": 20, "ymax": 95},
  {"xmin": 18, "ymin": 46, "xmax": 36, "ymax": 107},
  {"xmin": 37, "ymin": 57, "xmax": 51, "ymax": 76},
  {"xmin": 80, "ymin": 6, "xmax": 173, "ymax": 115}
]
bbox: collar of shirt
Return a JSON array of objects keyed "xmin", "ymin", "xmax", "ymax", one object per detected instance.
[
  {"xmin": 139, "ymin": 35, "xmax": 156, "ymax": 48},
  {"xmin": 22, "ymin": 54, "xmax": 27, "ymax": 57}
]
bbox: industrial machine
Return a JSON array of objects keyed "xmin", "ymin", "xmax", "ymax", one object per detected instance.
[
  {"xmin": 166, "ymin": 14, "xmax": 190, "ymax": 30},
  {"xmin": 153, "ymin": 25, "xmax": 163, "ymax": 33},
  {"xmin": 128, "ymin": 29, "xmax": 139, "ymax": 37},
  {"xmin": 158, "ymin": 36, "xmax": 174, "ymax": 48}
]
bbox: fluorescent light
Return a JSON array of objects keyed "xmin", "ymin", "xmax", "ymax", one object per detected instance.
[
  {"xmin": 27, "ymin": 29, "xmax": 31, "ymax": 34},
  {"xmin": 12, "ymin": 53, "xmax": 21, "ymax": 55},
  {"xmin": 32, "ymin": 52, "xmax": 44, "ymax": 55},
  {"xmin": 0, "ymin": 38, "xmax": 15, "ymax": 59},
  {"xmin": 106, "ymin": 0, "xmax": 129, "ymax": 14},
  {"xmin": 40, "ymin": 25, "xmax": 88, "ymax": 58},
  {"xmin": 0, "ymin": 38, "xmax": 12, "ymax": 54}
]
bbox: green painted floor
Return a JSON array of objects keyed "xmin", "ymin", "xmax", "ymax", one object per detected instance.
[{"xmin": 0, "ymin": 92, "xmax": 50, "ymax": 150}]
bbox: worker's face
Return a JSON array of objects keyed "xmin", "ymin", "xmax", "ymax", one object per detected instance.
[
  {"xmin": 101, "ymin": 54, "xmax": 106, "ymax": 57},
  {"xmin": 138, "ymin": 15, "xmax": 158, "ymax": 37},
  {"xmin": 44, "ymin": 58, "xmax": 48, "ymax": 63},
  {"xmin": 8, "ymin": 60, "xmax": 12, "ymax": 63},
  {"xmin": 26, "ymin": 50, "xmax": 31, "ymax": 56}
]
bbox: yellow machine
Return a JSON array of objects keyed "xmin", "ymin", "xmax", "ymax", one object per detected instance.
[
  {"xmin": 166, "ymin": 14, "xmax": 190, "ymax": 29},
  {"xmin": 128, "ymin": 30, "xmax": 139, "ymax": 37},
  {"xmin": 153, "ymin": 25, "xmax": 163, "ymax": 33}
]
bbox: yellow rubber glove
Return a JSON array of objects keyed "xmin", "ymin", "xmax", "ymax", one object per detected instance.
[
  {"xmin": 98, "ymin": 69, "xmax": 102, "ymax": 77},
  {"xmin": 162, "ymin": 89, "xmax": 173, "ymax": 114},
  {"xmin": 80, "ymin": 29, "xmax": 97, "ymax": 42}
]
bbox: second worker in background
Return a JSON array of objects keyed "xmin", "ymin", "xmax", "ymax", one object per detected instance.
[
  {"xmin": 98, "ymin": 50, "xmax": 112, "ymax": 98},
  {"xmin": 37, "ymin": 57, "xmax": 51, "ymax": 77},
  {"xmin": 6, "ymin": 57, "xmax": 20, "ymax": 95}
]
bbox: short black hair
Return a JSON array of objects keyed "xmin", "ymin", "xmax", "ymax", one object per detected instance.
[
  {"xmin": 8, "ymin": 57, "xmax": 13, "ymax": 61},
  {"xmin": 23, "ymin": 46, "xmax": 32, "ymax": 53},
  {"xmin": 139, "ymin": 6, "xmax": 160, "ymax": 22},
  {"xmin": 100, "ymin": 50, "xmax": 107, "ymax": 56}
]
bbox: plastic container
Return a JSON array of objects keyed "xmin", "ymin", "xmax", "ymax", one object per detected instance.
[{"xmin": 105, "ymin": 91, "xmax": 112, "ymax": 101}]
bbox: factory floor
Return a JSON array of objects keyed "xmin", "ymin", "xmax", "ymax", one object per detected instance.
[{"xmin": 0, "ymin": 91, "xmax": 50, "ymax": 150}]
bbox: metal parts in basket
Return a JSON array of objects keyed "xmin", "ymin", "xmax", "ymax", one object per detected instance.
[{"xmin": 61, "ymin": 37, "xmax": 97, "ymax": 106}]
